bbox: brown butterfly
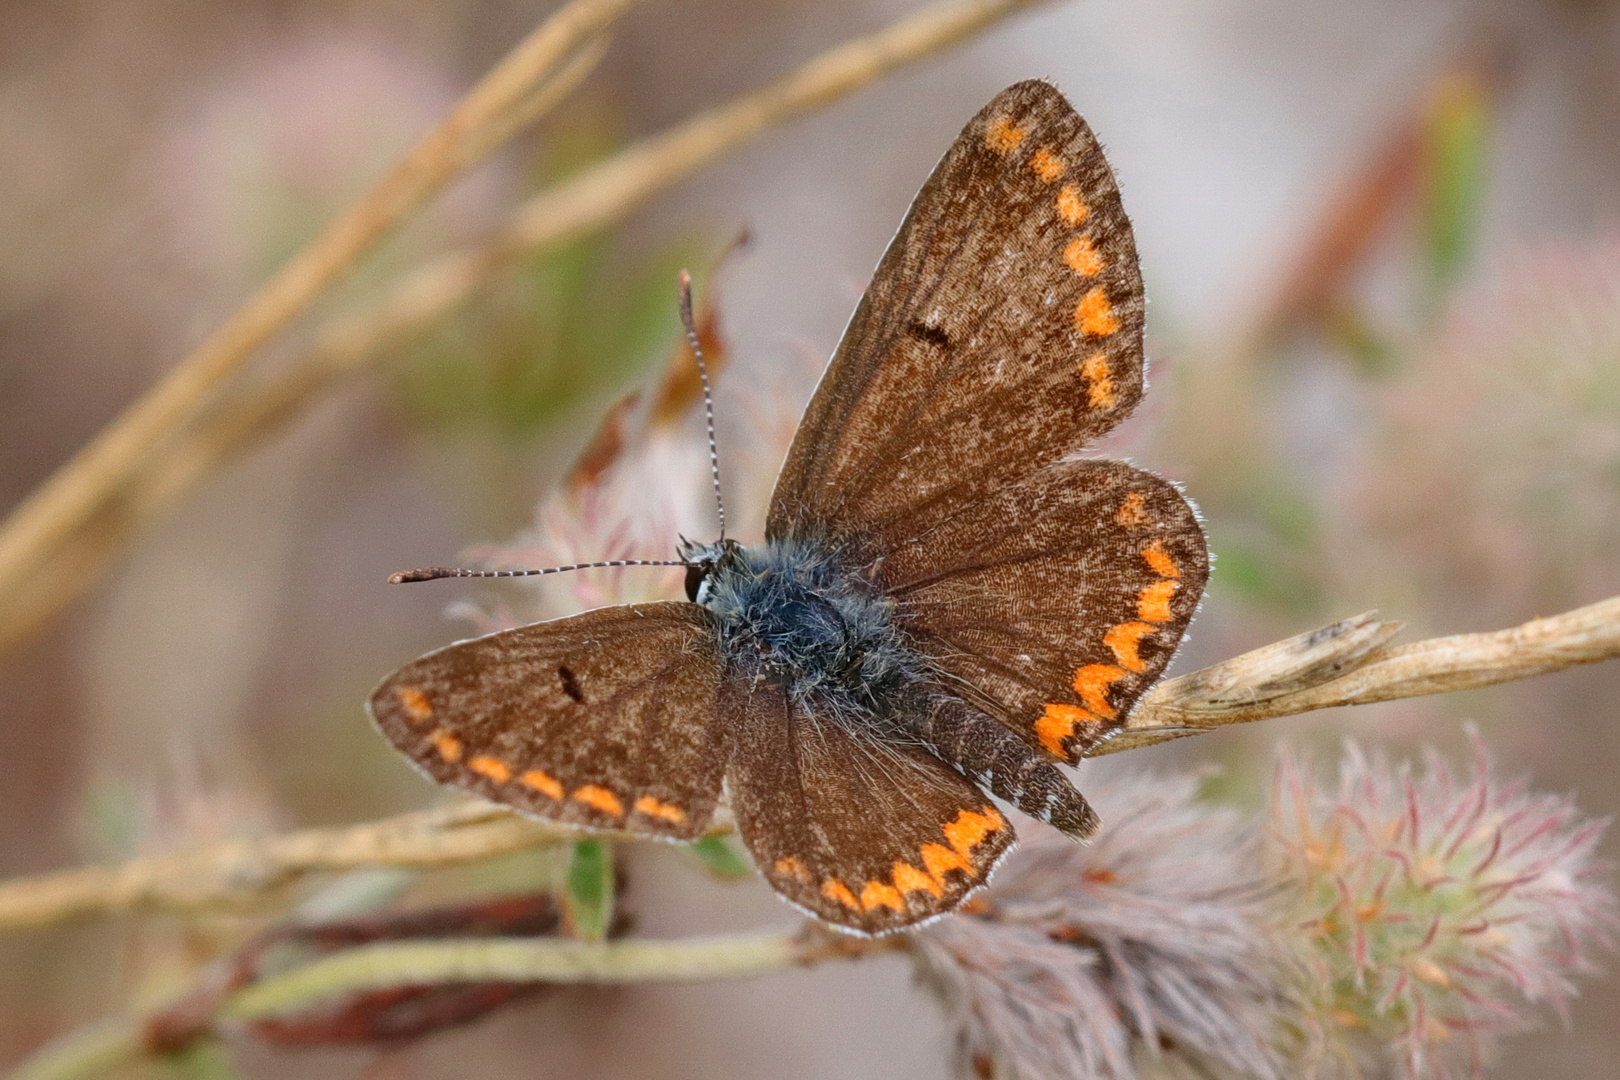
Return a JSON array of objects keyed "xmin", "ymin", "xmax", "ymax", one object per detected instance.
[{"xmin": 369, "ymin": 80, "xmax": 1209, "ymax": 935}]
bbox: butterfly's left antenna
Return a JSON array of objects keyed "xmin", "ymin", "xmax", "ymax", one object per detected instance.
[
  {"xmin": 678, "ymin": 269, "xmax": 726, "ymax": 540},
  {"xmin": 391, "ymin": 275, "xmax": 726, "ymax": 586},
  {"xmin": 389, "ymin": 560, "xmax": 685, "ymax": 584}
]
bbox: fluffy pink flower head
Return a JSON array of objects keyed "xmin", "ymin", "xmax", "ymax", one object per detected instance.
[
  {"xmin": 913, "ymin": 770, "xmax": 1284, "ymax": 1080},
  {"xmin": 1270, "ymin": 732, "xmax": 1615, "ymax": 1079}
]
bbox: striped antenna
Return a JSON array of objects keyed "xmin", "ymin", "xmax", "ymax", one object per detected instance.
[
  {"xmin": 389, "ymin": 560, "xmax": 685, "ymax": 585},
  {"xmin": 678, "ymin": 269, "xmax": 726, "ymax": 539},
  {"xmin": 393, "ymin": 273, "xmax": 726, "ymax": 587}
]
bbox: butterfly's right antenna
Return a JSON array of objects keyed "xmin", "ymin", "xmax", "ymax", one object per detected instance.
[{"xmin": 678, "ymin": 269, "xmax": 726, "ymax": 540}]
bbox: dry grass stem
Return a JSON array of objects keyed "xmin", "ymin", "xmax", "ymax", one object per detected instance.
[
  {"xmin": 0, "ymin": 27, "xmax": 613, "ymax": 657},
  {"xmin": 0, "ymin": 0, "xmax": 637, "ymax": 647},
  {"xmin": 3, "ymin": 926, "xmax": 892, "ymax": 1080},
  {"xmin": 221, "ymin": 0, "xmax": 1061, "ymax": 423},
  {"xmin": 0, "ymin": 802, "xmax": 731, "ymax": 932},
  {"xmin": 0, "ymin": 0, "xmax": 1053, "ymax": 655},
  {"xmin": 219, "ymin": 931, "xmax": 820, "ymax": 1020},
  {"xmin": 4, "ymin": 1021, "xmax": 144, "ymax": 1080},
  {"xmin": 4, "ymin": 590, "xmax": 1618, "ymax": 931},
  {"xmin": 1097, "ymin": 593, "xmax": 1620, "ymax": 755}
]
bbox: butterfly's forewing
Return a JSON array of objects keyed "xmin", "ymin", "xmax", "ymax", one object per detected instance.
[
  {"xmin": 727, "ymin": 680, "xmax": 1015, "ymax": 935},
  {"xmin": 887, "ymin": 459, "xmax": 1208, "ymax": 763},
  {"xmin": 767, "ymin": 80, "xmax": 1144, "ymax": 548},
  {"xmin": 368, "ymin": 603, "xmax": 726, "ymax": 840}
]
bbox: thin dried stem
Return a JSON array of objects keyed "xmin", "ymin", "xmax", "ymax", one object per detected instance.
[
  {"xmin": 1, "ymin": 927, "xmax": 892, "ymax": 1080},
  {"xmin": 0, "ymin": 0, "xmax": 1056, "ymax": 654},
  {"xmin": 0, "ymin": 802, "xmax": 731, "ymax": 932},
  {"xmin": 4, "ymin": 592, "xmax": 1619, "ymax": 932},
  {"xmin": 221, "ymin": 932, "xmax": 804, "ymax": 1019},
  {"xmin": 3, "ymin": 1021, "xmax": 143, "ymax": 1080},
  {"xmin": 1093, "ymin": 593, "xmax": 1620, "ymax": 755},
  {"xmin": 0, "ymin": 0, "xmax": 636, "ymax": 647}
]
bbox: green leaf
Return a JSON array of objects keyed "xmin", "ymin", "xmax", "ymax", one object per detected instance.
[
  {"xmin": 562, "ymin": 839, "xmax": 614, "ymax": 942},
  {"xmin": 685, "ymin": 836, "xmax": 754, "ymax": 880},
  {"xmin": 1422, "ymin": 74, "xmax": 1492, "ymax": 307},
  {"xmin": 160, "ymin": 1042, "xmax": 241, "ymax": 1080},
  {"xmin": 1324, "ymin": 303, "xmax": 1395, "ymax": 379},
  {"xmin": 1207, "ymin": 532, "xmax": 1323, "ymax": 616}
]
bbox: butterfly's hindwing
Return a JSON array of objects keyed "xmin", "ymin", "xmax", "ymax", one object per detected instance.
[
  {"xmin": 768, "ymin": 79, "xmax": 1145, "ymax": 549},
  {"xmin": 889, "ymin": 459, "xmax": 1209, "ymax": 763},
  {"xmin": 727, "ymin": 680, "xmax": 1015, "ymax": 935},
  {"xmin": 368, "ymin": 603, "xmax": 726, "ymax": 840}
]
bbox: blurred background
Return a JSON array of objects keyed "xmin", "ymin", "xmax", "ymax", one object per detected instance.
[{"xmin": 3, "ymin": 0, "xmax": 1620, "ymax": 1076}]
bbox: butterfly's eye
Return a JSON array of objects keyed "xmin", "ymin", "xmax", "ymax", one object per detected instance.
[{"xmin": 684, "ymin": 562, "xmax": 711, "ymax": 603}]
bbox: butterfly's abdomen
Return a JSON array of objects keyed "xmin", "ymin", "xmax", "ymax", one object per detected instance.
[
  {"xmin": 923, "ymin": 697, "xmax": 1099, "ymax": 840},
  {"xmin": 702, "ymin": 537, "xmax": 924, "ymax": 721}
]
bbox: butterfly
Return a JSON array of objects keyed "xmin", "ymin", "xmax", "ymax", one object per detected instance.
[{"xmin": 369, "ymin": 80, "xmax": 1209, "ymax": 936}]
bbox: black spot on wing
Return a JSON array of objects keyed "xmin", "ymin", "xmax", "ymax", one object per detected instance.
[
  {"xmin": 906, "ymin": 320, "xmax": 952, "ymax": 349},
  {"xmin": 557, "ymin": 665, "xmax": 584, "ymax": 703}
]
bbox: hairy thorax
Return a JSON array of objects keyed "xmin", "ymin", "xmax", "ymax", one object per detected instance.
[{"xmin": 684, "ymin": 537, "xmax": 926, "ymax": 723}]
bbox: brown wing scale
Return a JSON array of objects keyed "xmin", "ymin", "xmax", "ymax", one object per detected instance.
[{"xmin": 368, "ymin": 602, "xmax": 726, "ymax": 840}]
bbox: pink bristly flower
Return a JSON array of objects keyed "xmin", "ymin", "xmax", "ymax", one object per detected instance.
[{"xmin": 1270, "ymin": 731, "xmax": 1615, "ymax": 1079}]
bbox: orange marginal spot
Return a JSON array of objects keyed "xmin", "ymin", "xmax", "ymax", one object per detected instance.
[
  {"xmin": 1057, "ymin": 183, "xmax": 1090, "ymax": 225},
  {"xmin": 920, "ymin": 842, "xmax": 974, "ymax": 886},
  {"xmin": 430, "ymin": 730, "xmax": 463, "ymax": 763},
  {"xmin": 394, "ymin": 685, "xmax": 433, "ymax": 723},
  {"xmin": 1138, "ymin": 580, "xmax": 1179, "ymax": 624},
  {"xmin": 468, "ymin": 755, "xmax": 512, "ymax": 784},
  {"xmin": 1029, "ymin": 146, "xmax": 1064, "ymax": 183},
  {"xmin": 633, "ymin": 795, "xmax": 688, "ymax": 827},
  {"xmin": 892, "ymin": 860, "xmax": 944, "ymax": 898},
  {"xmin": 861, "ymin": 879, "xmax": 906, "ymax": 913},
  {"xmin": 521, "ymin": 769, "xmax": 564, "ymax": 800},
  {"xmin": 1063, "ymin": 235, "xmax": 1105, "ymax": 276},
  {"xmin": 821, "ymin": 878, "xmax": 861, "ymax": 911},
  {"xmin": 1104, "ymin": 621, "xmax": 1157, "ymax": 674},
  {"xmin": 1036, "ymin": 703, "xmax": 1090, "ymax": 757},
  {"xmin": 1075, "ymin": 287, "xmax": 1120, "ymax": 338},
  {"xmin": 984, "ymin": 115, "xmax": 1027, "ymax": 155},
  {"xmin": 943, "ymin": 806, "xmax": 1005, "ymax": 860},
  {"xmin": 572, "ymin": 784, "xmax": 624, "ymax": 818},
  {"xmin": 1116, "ymin": 491, "xmax": 1148, "ymax": 527},
  {"xmin": 774, "ymin": 856, "xmax": 811, "ymax": 883},
  {"xmin": 1141, "ymin": 539, "xmax": 1181, "ymax": 579},
  {"xmin": 1078, "ymin": 352, "xmax": 1117, "ymax": 410},
  {"xmin": 1071, "ymin": 664, "xmax": 1126, "ymax": 719}
]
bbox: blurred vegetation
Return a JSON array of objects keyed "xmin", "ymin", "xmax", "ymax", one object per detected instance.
[
  {"xmin": 389, "ymin": 111, "xmax": 701, "ymax": 525},
  {"xmin": 1420, "ymin": 73, "xmax": 1493, "ymax": 311},
  {"xmin": 393, "ymin": 236, "xmax": 687, "ymax": 440},
  {"xmin": 1188, "ymin": 65, "xmax": 1500, "ymax": 624}
]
